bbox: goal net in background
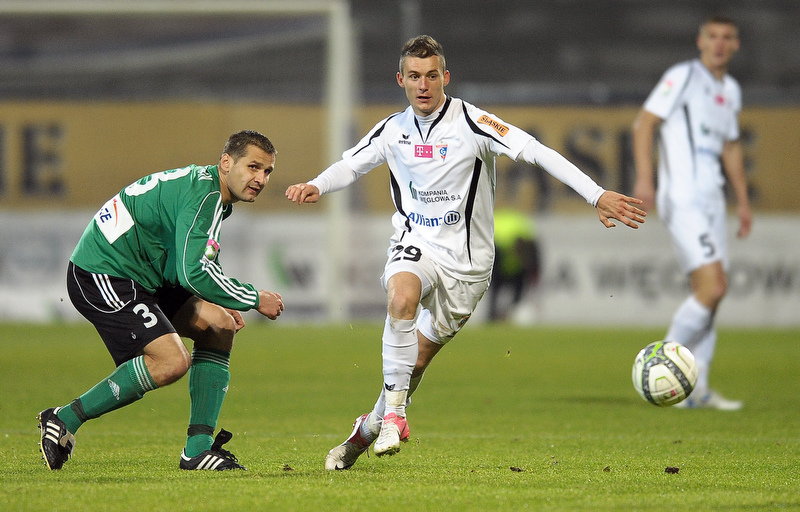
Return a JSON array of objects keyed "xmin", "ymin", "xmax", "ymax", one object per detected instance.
[{"xmin": 0, "ymin": 0, "xmax": 355, "ymax": 323}]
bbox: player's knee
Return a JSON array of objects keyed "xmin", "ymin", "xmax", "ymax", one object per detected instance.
[
  {"xmin": 708, "ymin": 273, "xmax": 728, "ymax": 302},
  {"xmin": 143, "ymin": 333, "xmax": 192, "ymax": 386},
  {"xmin": 716, "ymin": 278, "xmax": 728, "ymax": 299},
  {"xmin": 696, "ymin": 279, "xmax": 727, "ymax": 309},
  {"xmin": 212, "ymin": 312, "xmax": 238, "ymax": 342},
  {"xmin": 708, "ymin": 280, "xmax": 727, "ymax": 306},
  {"xmin": 154, "ymin": 351, "xmax": 191, "ymax": 386},
  {"xmin": 169, "ymin": 356, "xmax": 192, "ymax": 383},
  {"xmin": 193, "ymin": 309, "xmax": 237, "ymax": 351},
  {"xmin": 386, "ymin": 274, "xmax": 422, "ymax": 319},
  {"xmin": 387, "ymin": 294, "xmax": 418, "ymax": 319}
]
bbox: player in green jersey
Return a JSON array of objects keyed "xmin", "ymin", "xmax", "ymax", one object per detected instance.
[{"xmin": 38, "ymin": 130, "xmax": 285, "ymax": 471}]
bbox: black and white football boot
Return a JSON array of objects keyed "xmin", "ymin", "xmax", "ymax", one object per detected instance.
[
  {"xmin": 37, "ymin": 407, "xmax": 76, "ymax": 470},
  {"xmin": 179, "ymin": 428, "xmax": 247, "ymax": 471}
]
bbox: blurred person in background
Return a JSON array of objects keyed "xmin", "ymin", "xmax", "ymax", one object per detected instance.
[
  {"xmin": 488, "ymin": 209, "xmax": 541, "ymax": 323},
  {"xmin": 632, "ymin": 15, "xmax": 752, "ymax": 410},
  {"xmin": 287, "ymin": 35, "xmax": 645, "ymax": 470},
  {"xmin": 38, "ymin": 130, "xmax": 285, "ymax": 471}
]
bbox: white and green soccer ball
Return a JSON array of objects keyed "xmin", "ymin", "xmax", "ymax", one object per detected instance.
[{"xmin": 632, "ymin": 341, "xmax": 698, "ymax": 407}]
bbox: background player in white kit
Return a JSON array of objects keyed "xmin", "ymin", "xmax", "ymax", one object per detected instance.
[
  {"xmin": 287, "ymin": 35, "xmax": 646, "ymax": 469},
  {"xmin": 632, "ymin": 16, "xmax": 752, "ymax": 410}
]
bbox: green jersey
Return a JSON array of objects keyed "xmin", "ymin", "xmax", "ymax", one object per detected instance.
[{"xmin": 71, "ymin": 164, "xmax": 259, "ymax": 311}]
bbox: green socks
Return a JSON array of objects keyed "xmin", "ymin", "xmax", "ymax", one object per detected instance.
[
  {"xmin": 56, "ymin": 355, "xmax": 157, "ymax": 433},
  {"xmin": 184, "ymin": 349, "xmax": 231, "ymax": 457},
  {"xmin": 52, "ymin": 349, "xmax": 230, "ymax": 458}
]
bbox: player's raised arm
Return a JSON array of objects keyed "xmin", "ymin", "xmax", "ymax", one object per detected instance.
[
  {"xmin": 286, "ymin": 160, "xmax": 364, "ymax": 205},
  {"xmin": 517, "ymin": 138, "xmax": 645, "ymax": 229}
]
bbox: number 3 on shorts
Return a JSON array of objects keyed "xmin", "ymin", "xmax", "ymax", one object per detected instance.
[
  {"xmin": 133, "ymin": 303, "xmax": 158, "ymax": 328},
  {"xmin": 390, "ymin": 244, "xmax": 422, "ymax": 263}
]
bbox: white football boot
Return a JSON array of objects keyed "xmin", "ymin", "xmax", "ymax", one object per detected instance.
[
  {"xmin": 675, "ymin": 389, "xmax": 743, "ymax": 410},
  {"xmin": 325, "ymin": 413, "xmax": 381, "ymax": 470},
  {"xmin": 373, "ymin": 412, "xmax": 410, "ymax": 457}
]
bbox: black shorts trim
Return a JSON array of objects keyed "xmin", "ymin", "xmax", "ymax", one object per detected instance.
[{"xmin": 67, "ymin": 262, "xmax": 192, "ymax": 366}]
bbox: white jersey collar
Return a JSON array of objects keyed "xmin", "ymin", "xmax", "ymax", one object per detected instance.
[{"xmin": 414, "ymin": 96, "xmax": 449, "ymax": 125}]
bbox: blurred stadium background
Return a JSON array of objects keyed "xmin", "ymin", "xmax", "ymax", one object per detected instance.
[{"xmin": 0, "ymin": 0, "xmax": 797, "ymax": 326}]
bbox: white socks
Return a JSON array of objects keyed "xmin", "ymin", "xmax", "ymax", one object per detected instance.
[
  {"xmin": 380, "ymin": 316, "xmax": 417, "ymax": 415},
  {"xmin": 372, "ymin": 372, "xmax": 424, "ymax": 422},
  {"xmin": 384, "ymin": 389, "xmax": 409, "ymax": 417},
  {"xmin": 690, "ymin": 329, "xmax": 716, "ymax": 397},
  {"xmin": 374, "ymin": 315, "xmax": 423, "ymax": 418},
  {"xmin": 666, "ymin": 295, "xmax": 715, "ymax": 396},
  {"xmin": 666, "ymin": 295, "xmax": 712, "ymax": 350}
]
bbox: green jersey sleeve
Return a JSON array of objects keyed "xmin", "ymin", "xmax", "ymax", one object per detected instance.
[
  {"xmin": 71, "ymin": 164, "xmax": 260, "ymax": 311},
  {"xmin": 174, "ymin": 186, "xmax": 260, "ymax": 310}
]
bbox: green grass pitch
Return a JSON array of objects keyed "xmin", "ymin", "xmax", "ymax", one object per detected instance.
[{"xmin": 1, "ymin": 322, "xmax": 798, "ymax": 511}]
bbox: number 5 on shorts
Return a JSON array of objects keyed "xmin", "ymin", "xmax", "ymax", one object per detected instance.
[{"xmin": 699, "ymin": 233, "xmax": 716, "ymax": 258}]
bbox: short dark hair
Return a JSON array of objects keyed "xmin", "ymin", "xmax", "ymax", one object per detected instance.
[
  {"xmin": 399, "ymin": 35, "xmax": 446, "ymax": 74},
  {"xmin": 700, "ymin": 15, "xmax": 738, "ymax": 33},
  {"xmin": 222, "ymin": 130, "xmax": 276, "ymax": 160}
]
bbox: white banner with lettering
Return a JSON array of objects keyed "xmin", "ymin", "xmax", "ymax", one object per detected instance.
[{"xmin": 0, "ymin": 211, "xmax": 797, "ymax": 326}]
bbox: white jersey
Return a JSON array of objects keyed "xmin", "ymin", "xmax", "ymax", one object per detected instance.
[
  {"xmin": 340, "ymin": 98, "xmax": 533, "ymax": 281},
  {"xmin": 311, "ymin": 96, "xmax": 602, "ymax": 282},
  {"xmin": 644, "ymin": 59, "xmax": 741, "ymax": 206}
]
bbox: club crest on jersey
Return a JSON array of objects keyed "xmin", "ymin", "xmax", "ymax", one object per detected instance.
[
  {"xmin": 477, "ymin": 115, "xmax": 509, "ymax": 136},
  {"xmin": 204, "ymin": 239, "xmax": 220, "ymax": 261},
  {"xmin": 436, "ymin": 143, "xmax": 448, "ymax": 161},
  {"xmin": 414, "ymin": 144, "xmax": 433, "ymax": 158}
]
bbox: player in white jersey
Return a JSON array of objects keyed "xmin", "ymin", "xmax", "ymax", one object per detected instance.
[
  {"xmin": 632, "ymin": 16, "xmax": 752, "ymax": 410},
  {"xmin": 287, "ymin": 35, "xmax": 645, "ymax": 469}
]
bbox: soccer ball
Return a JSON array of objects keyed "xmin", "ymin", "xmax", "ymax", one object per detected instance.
[{"xmin": 632, "ymin": 341, "xmax": 698, "ymax": 406}]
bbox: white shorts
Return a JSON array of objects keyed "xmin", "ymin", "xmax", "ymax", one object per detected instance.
[
  {"xmin": 380, "ymin": 241, "xmax": 489, "ymax": 345},
  {"xmin": 660, "ymin": 194, "xmax": 728, "ymax": 273}
]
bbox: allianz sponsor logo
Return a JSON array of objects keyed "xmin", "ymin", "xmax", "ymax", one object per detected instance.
[
  {"xmin": 409, "ymin": 182, "xmax": 462, "ymax": 203},
  {"xmin": 408, "ymin": 210, "xmax": 461, "ymax": 227}
]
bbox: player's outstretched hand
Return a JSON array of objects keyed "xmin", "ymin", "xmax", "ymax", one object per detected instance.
[
  {"xmin": 257, "ymin": 290, "xmax": 284, "ymax": 320},
  {"xmin": 285, "ymin": 183, "xmax": 321, "ymax": 204},
  {"xmin": 595, "ymin": 191, "xmax": 646, "ymax": 229}
]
